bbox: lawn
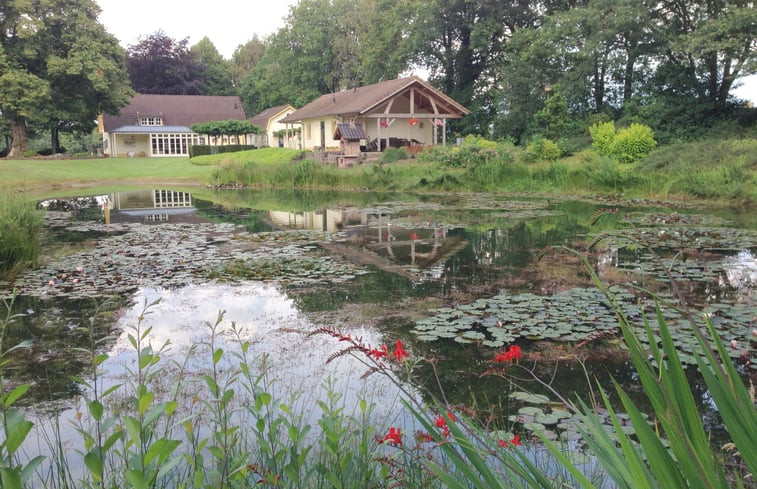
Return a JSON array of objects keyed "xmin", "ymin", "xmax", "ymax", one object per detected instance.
[{"xmin": 0, "ymin": 157, "xmax": 214, "ymax": 191}]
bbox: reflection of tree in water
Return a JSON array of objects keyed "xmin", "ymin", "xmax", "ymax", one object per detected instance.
[
  {"xmin": 2, "ymin": 295, "xmax": 126, "ymax": 406},
  {"xmin": 38, "ymin": 196, "xmax": 106, "ymax": 223}
]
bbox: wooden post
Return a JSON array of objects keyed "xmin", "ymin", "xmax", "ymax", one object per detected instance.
[
  {"xmin": 377, "ymin": 118, "xmax": 381, "ymax": 152},
  {"xmin": 442, "ymin": 119, "xmax": 447, "ymax": 146}
]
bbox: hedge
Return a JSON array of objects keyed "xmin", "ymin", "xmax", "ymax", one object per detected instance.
[{"xmin": 189, "ymin": 145, "xmax": 257, "ymax": 158}]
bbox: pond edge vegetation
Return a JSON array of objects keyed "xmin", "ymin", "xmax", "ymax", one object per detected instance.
[{"xmin": 1, "ymin": 254, "xmax": 755, "ymax": 488}]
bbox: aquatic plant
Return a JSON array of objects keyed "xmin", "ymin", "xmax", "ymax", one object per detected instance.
[{"xmin": 0, "ymin": 190, "xmax": 44, "ymax": 279}]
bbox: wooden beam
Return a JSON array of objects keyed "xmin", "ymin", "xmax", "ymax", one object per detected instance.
[{"xmin": 365, "ymin": 113, "xmax": 462, "ymax": 118}]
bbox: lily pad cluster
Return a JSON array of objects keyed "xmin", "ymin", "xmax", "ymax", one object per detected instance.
[
  {"xmin": 1, "ymin": 212, "xmax": 367, "ymax": 300},
  {"xmin": 595, "ymin": 213, "xmax": 757, "ymax": 251},
  {"xmin": 208, "ymin": 245, "xmax": 370, "ymax": 286},
  {"xmin": 411, "ymin": 286, "xmax": 756, "ymax": 369}
]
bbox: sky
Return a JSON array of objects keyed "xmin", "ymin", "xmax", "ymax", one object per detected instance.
[
  {"xmin": 95, "ymin": 0, "xmax": 755, "ymax": 104},
  {"xmin": 96, "ymin": 0, "xmax": 297, "ymax": 59}
]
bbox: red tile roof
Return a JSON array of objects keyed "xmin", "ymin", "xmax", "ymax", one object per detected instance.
[{"xmin": 102, "ymin": 94, "xmax": 246, "ymax": 132}]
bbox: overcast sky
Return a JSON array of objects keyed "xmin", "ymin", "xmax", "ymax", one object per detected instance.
[
  {"xmin": 96, "ymin": 0, "xmax": 297, "ymax": 59},
  {"xmin": 95, "ymin": 0, "xmax": 755, "ymax": 103}
]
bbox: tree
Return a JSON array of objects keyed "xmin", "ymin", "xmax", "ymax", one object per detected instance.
[
  {"xmin": 191, "ymin": 37, "xmax": 235, "ymax": 96},
  {"xmin": 230, "ymin": 35, "xmax": 268, "ymax": 88},
  {"xmin": 238, "ymin": 0, "xmax": 412, "ymax": 115},
  {"xmin": 0, "ymin": 0, "xmax": 132, "ymax": 157},
  {"xmin": 410, "ymin": 0, "xmax": 537, "ymax": 134},
  {"xmin": 656, "ymin": 0, "xmax": 756, "ymax": 109},
  {"xmin": 127, "ymin": 31, "xmax": 205, "ymax": 95}
]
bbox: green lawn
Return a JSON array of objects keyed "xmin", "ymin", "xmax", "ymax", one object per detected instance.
[{"xmin": 0, "ymin": 157, "xmax": 213, "ymax": 190}]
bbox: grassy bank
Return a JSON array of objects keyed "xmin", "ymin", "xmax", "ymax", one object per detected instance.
[{"xmin": 1, "ymin": 137, "xmax": 755, "ymax": 204}]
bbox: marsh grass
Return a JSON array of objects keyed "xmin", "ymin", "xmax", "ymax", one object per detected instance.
[{"xmin": 0, "ymin": 189, "xmax": 44, "ymax": 279}]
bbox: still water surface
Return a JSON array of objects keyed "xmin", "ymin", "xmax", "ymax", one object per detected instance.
[{"xmin": 2, "ymin": 188, "xmax": 755, "ymax": 449}]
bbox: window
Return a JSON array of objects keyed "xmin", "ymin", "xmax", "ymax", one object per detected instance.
[
  {"xmin": 140, "ymin": 116, "xmax": 163, "ymax": 126},
  {"xmin": 150, "ymin": 133, "xmax": 201, "ymax": 156}
]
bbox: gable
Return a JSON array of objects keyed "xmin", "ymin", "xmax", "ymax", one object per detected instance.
[{"xmin": 280, "ymin": 77, "xmax": 469, "ymax": 123}]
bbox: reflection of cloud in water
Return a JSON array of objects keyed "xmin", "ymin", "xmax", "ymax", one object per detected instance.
[
  {"xmin": 722, "ymin": 250, "xmax": 757, "ymax": 291},
  {"xmin": 108, "ymin": 282, "xmax": 412, "ymax": 426}
]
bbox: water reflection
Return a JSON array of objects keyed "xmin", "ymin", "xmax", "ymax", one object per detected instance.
[{"xmin": 6, "ymin": 189, "xmax": 755, "ymax": 448}]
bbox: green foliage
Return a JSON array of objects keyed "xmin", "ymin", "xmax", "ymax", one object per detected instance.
[
  {"xmin": 590, "ymin": 122, "xmax": 657, "ymax": 163},
  {"xmin": 0, "ymin": 190, "xmax": 44, "ymax": 279},
  {"xmin": 1, "ymin": 294, "xmax": 44, "ymax": 489},
  {"xmin": 188, "ymin": 144, "xmax": 258, "ymax": 158},
  {"xmin": 0, "ymin": 0, "xmax": 132, "ymax": 157},
  {"xmin": 589, "ymin": 121, "xmax": 617, "ymax": 157},
  {"xmin": 191, "ymin": 120, "xmax": 261, "ymax": 137},
  {"xmin": 380, "ymin": 147, "xmax": 408, "ymax": 164},
  {"xmin": 524, "ymin": 137, "xmax": 562, "ymax": 162},
  {"xmin": 190, "ymin": 37, "xmax": 234, "ymax": 96},
  {"xmin": 611, "ymin": 123, "xmax": 657, "ymax": 163}
]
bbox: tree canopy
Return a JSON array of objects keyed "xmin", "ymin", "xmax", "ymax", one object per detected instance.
[
  {"xmin": 127, "ymin": 31, "xmax": 205, "ymax": 95},
  {"xmin": 0, "ymin": 0, "xmax": 132, "ymax": 157},
  {"xmin": 191, "ymin": 120, "xmax": 261, "ymax": 136}
]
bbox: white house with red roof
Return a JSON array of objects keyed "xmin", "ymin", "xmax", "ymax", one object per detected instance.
[{"xmin": 100, "ymin": 94, "xmax": 248, "ymax": 157}]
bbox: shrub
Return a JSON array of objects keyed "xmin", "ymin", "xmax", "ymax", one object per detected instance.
[
  {"xmin": 380, "ymin": 147, "xmax": 409, "ymax": 164},
  {"xmin": 589, "ymin": 122, "xmax": 656, "ymax": 163},
  {"xmin": 524, "ymin": 137, "xmax": 562, "ymax": 162},
  {"xmin": 189, "ymin": 144, "xmax": 258, "ymax": 158},
  {"xmin": 588, "ymin": 121, "xmax": 616, "ymax": 157},
  {"xmin": 611, "ymin": 123, "xmax": 657, "ymax": 163}
]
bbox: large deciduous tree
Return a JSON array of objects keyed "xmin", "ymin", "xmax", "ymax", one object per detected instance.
[
  {"xmin": 410, "ymin": 0, "xmax": 537, "ymax": 134},
  {"xmin": 656, "ymin": 0, "xmax": 756, "ymax": 108},
  {"xmin": 191, "ymin": 37, "xmax": 235, "ymax": 96},
  {"xmin": 127, "ymin": 31, "xmax": 205, "ymax": 95},
  {"xmin": 230, "ymin": 35, "xmax": 267, "ymax": 89},
  {"xmin": 0, "ymin": 0, "xmax": 132, "ymax": 157},
  {"xmin": 239, "ymin": 0, "xmax": 412, "ymax": 115}
]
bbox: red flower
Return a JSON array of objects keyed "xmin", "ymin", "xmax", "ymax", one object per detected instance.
[
  {"xmin": 435, "ymin": 414, "xmax": 447, "ymax": 428},
  {"xmin": 409, "ymin": 231, "xmax": 419, "ymax": 241},
  {"xmin": 497, "ymin": 433, "xmax": 521, "ymax": 448},
  {"xmin": 370, "ymin": 344, "xmax": 389, "ymax": 360},
  {"xmin": 435, "ymin": 412, "xmax": 455, "ymax": 437},
  {"xmin": 493, "ymin": 345, "xmax": 522, "ymax": 364},
  {"xmin": 507, "ymin": 345, "xmax": 522, "ymax": 363},
  {"xmin": 381, "ymin": 427, "xmax": 402, "ymax": 446},
  {"xmin": 392, "ymin": 340, "xmax": 409, "ymax": 362}
]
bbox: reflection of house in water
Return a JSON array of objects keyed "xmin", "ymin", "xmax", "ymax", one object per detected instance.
[
  {"xmin": 268, "ymin": 209, "xmax": 363, "ymax": 232},
  {"xmin": 270, "ymin": 206, "xmax": 466, "ymax": 281},
  {"xmin": 105, "ymin": 190, "xmax": 203, "ymax": 224}
]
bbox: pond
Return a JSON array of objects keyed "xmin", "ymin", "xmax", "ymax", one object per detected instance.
[{"xmin": 1, "ymin": 188, "xmax": 755, "ymax": 455}]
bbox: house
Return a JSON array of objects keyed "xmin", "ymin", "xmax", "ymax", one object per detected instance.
[
  {"xmin": 278, "ymin": 76, "xmax": 469, "ymax": 152},
  {"xmin": 249, "ymin": 104, "xmax": 299, "ymax": 149},
  {"xmin": 100, "ymin": 94, "xmax": 248, "ymax": 157}
]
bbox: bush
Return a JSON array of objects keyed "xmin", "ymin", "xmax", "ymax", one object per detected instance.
[
  {"xmin": 23, "ymin": 149, "xmax": 37, "ymax": 157},
  {"xmin": 524, "ymin": 137, "xmax": 562, "ymax": 162},
  {"xmin": 380, "ymin": 147, "xmax": 409, "ymax": 164},
  {"xmin": 589, "ymin": 121, "xmax": 657, "ymax": 163},
  {"xmin": 189, "ymin": 145, "xmax": 258, "ymax": 158},
  {"xmin": 588, "ymin": 121, "xmax": 616, "ymax": 156},
  {"xmin": 611, "ymin": 123, "xmax": 657, "ymax": 163},
  {"xmin": 0, "ymin": 189, "xmax": 44, "ymax": 278}
]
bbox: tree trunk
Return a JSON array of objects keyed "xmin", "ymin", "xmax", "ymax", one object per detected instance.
[
  {"xmin": 51, "ymin": 125, "xmax": 60, "ymax": 154},
  {"xmin": 8, "ymin": 116, "xmax": 28, "ymax": 158}
]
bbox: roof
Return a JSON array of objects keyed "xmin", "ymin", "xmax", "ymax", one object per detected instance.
[
  {"xmin": 250, "ymin": 104, "xmax": 295, "ymax": 129},
  {"xmin": 112, "ymin": 125, "xmax": 193, "ymax": 134},
  {"xmin": 333, "ymin": 123, "xmax": 367, "ymax": 140},
  {"xmin": 102, "ymin": 94, "xmax": 246, "ymax": 132},
  {"xmin": 279, "ymin": 76, "xmax": 469, "ymax": 123}
]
